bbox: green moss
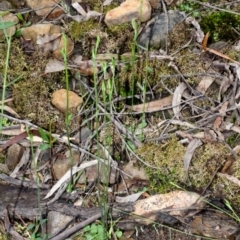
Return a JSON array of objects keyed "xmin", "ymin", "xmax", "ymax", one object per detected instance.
[
  {"xmin": 137, "ymin": 137, "xmax": 186, "ymax": 193},
  {"xmin": 212, "ymin": 156, "xmax": 240, "ymax": 207},
  {"xmin": 69, "ymin": 19, "xmax": 99, "ymax": 42},
  {"xmin": 137, "ymin": 138, "xmax": 233, "ymax": 194},
  {"xmin": 200, "ymin": 12, "xmax": 240, "ymax": 42}
]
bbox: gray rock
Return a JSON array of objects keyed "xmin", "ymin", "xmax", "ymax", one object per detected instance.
[
  {"xmin": 137, "ymin": 10, "xmax": 185, "ymax": 49},
  {"xmin": 47, "ymin": 211, "xmax": 73, "ymax": 236}
]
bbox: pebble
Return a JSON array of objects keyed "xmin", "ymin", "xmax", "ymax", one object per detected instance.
[
  {"xmin": 6, "ymin": 143, "xmax": 24, "ymax": 171},
  {"xmin": 52, "ymin": 149, "xmax": 80, "ymax": 180},
  {"xmin": 25, "ymin": 0, "xmax": 63, "ymax": 19},
  {"xmin": 105, "ymin": 0, "xmax": 151, "ymax": 26},
  {"xmin": 0, "ymin": 13, "xmax": 19, "ymax": 41},
  {"xmin": 149, "ymin": 0, "xmax": 161, "ymax": 9},
  {"xmin": 137, "ymin": 10, "xmax": 185, "ymax": 49},
  {"xmin": 47, "ymin": 211, "xmax": 73, "ymax": 236},
  {"xmin": 51, "ymin": 89, "xmax": 83, "ymax": 113}
]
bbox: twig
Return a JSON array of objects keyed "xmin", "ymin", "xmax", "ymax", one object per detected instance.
[
  {"xmin": 49, "ymin": 212, "xmax": 102, "ymax": 240},
  {"xmin": 188, "ymin": 0, "xmax": 240, "ymax": 16}
]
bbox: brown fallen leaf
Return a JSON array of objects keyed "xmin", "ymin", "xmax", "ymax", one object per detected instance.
[
  {"xmin": 133, "ymin": 191, "xmax": 205, "ymax": 217},
  {"xmin": 196, "ymin": 76, "xmax": 215, "ymax": 94},
  {"xmin": 172, "ymin": 82, "xmax": 187, "ymax": 119},
  {"xmin": 0, "ymin": 129, "xmax": 42, "ymax": 152},
  {"xmin": 36, "ymin": 32, "xmax": 62, "ymax": 45},
  {"xmin": 2, "ymin": 105, "xmax": 20, "ymax": 118},
  {"xmin": 218, "ymin": 172, "xmax": 240, "ymax": 187},
  {"xmin": 183, "ymin": 139, "xmax": 203, "ymax": 172},
  {"xmin": 1, "ymin": 124, "xmax": 25, "ymax": 136},
  {"xmin": 202, "ymin": 31, "xmax": 209, "ymax": 51},
  {"xmin": 207, "ymin": 47, "xmax": 240, "ymax": 66},
  {"xmin": 213, "ymin": 101, "xmax": 229, "ymax": 131},
  {"xmin": 189, "ymin": 211, "xmax": 239, "ymax": 239},
  {"xmin": 129, "ymin": 95, "xmax": 173, "ymax": 112}
]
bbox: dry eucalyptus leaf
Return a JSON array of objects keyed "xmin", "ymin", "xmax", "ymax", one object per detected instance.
[
  {"xmin": 71, "ymin": 2, "xmax": 87, "ymax": 16},
  {"xmin": 185, "ymin": 17, "xmax": 204, "ymax": 43},
  {"xmin": 196, "ymin": 76, "xmax": 215, "ymax": 94},
  {"xmin": 172, "ymin": 82, "xmax": 187, "ymax": 119},
  {"xmin": 1, "ymin": 124, "xmax": 25, "ymax": 136},
  {"xmin": 36, "ymin": 33, "xmax": 61, "ymax": 45},
  {"xmin": 2, "ymin": 105, "xmax": 20, "ymax": 118},
  {"xmin": 133, "ymin": 191, "xmax": 205, "ymax": 217},
  {"xmin": 103, "ymin": 0, "xmax": 113, "ymax": 6},
  {"xmin": 86, "ymin": 11, "xmax": 102, "ymax": 20},
  {"xmin": 116, "ymin": 191, "xmax": 144, "ymax": 203},
  {"xmin": 44, "ymin": 160, "xmax": 98, "ymax": 199},
  {"xmin": 45, "ymin": 59, "xmax": 66, "ymax": 73},
  {"xmin": 213, "ymin": 101, "xmax": 229, "ymax": 131},
  {"xmin": 130, "ymin": 96, "xmax": 173, "ymax": 112},
  {"xmin": 183, "ymin": 139, "xmax": 203, "ymax": 172}
]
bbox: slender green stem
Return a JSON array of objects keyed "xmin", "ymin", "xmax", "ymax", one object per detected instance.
[
  {"xmin": 61, "ymin": 33, "xmax": 74, "ymax": 191},
  {"xmin": 0, "ymin": 34, "xmax": 11, "ymax": 132}
]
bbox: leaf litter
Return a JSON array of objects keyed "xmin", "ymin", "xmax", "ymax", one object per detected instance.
[{"xmin": 1, "ymin": 0, "xmax": 240, "ymax": 239}]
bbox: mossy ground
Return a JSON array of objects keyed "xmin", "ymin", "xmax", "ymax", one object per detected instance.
[
  {"xmin": 0, "ymin": 40, "xmax": 81, "ymax": 133},
  {"xmin": 137, "ymin": 137, "xmax": 240, "ymax": 207}
]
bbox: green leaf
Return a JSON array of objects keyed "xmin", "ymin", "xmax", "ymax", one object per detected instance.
[
  {"xmin": 38, "ymin": 128, "xmax": 49, "ymax": 142},
  {"xmin": 14, "ymin": 28, "xmax": 21, "ymax": 37},
  {"xmin": 39, "ymin": 219, "xmax": 48, "ymax": 225},
  {"xmin": 116, "ymin": 229, "xmax": 122, "ymax": 238},
  {"xmin": 16, "ymin": 13, "xmax": 24, "ymax": 21},
  {"xmin": 65, "ymin": 113, "xmax": 72, "ymax": 124},
  {"xmin": 126, "ymin": 140, "xmax": 136, "ymax": 152},
  {"xmin": 84, "ymin": 233, "xmax": 93, "ymax": 240},
  {"xmin": 39, "ymin": 143, "xmax": 51, "ymax": 150},
  {"xmin": 90, "ymin": 224, "xmax": 98, "ymax": 234},
  {"xmin": 145, "ymin": 66, "xmax": 153, "ymax": 73},
  {"xmin": 137, "ymin": 120, "xmax": 147, "ymax": 129},
  {"xmin": 84, "ymin": 225, "xmax": 91, "ymax": 232},
  {"xmin": 27, "ymin": 223, "xmax": 35, "ymax": 231},
  {"xmin": 0, "ymin": 21, "xmax": 16, "ymax": 30}
]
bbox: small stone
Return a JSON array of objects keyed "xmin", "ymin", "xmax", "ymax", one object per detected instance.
[
  {"xmin": 137, "ymin": 10, "xmax": 185, "ymax": 49},
  {"xmin": 0, "ymin": 13, "xmax": 19, "ymax": 41},
  {"xmin": 47, "ymin": 211, "xmax": 73, "ymax": 236},
  {"xmin": 149, "ymin": 0, "xmax": 161, "ymax": 9},
  {"xmin": 6, "ymin": 143, "xmax": 24, "ymax": 171},
  {"xmin": 53, "ymin": 149, "xmax": 80, "ymax": 180},
  {"xmin": 25, "ymin": 0, "xmax": 63, "ymax": 19},
  {"xmin": 21, "ymin": 24, "xmax": 62, "ymax": 45},
  {"xmin": 52, "ymin": 89, "xmax": 83, "ymax": 113},
  {"xmin": 77, "ymin": 162, "xmax": 98, "ymax": 183},
  {"xmin": 53, "ymin": 35, "xmax": 74, "ymax": 59},
  {"xmin": 105, "ymin": 0, "xmax": 151, "ymax": 26}
]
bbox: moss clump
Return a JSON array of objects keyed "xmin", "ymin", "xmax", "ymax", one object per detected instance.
[
  {"xmin": 200, "ymin": 12, "xmax": 240, "ymax": 42},
  {"xmin": 69, "ymin": 19, "xmax": 99, "ymax": 42},
  {"xmin": 212, "ymin": 156, "xmax": 240, "ymax": 206},
  {"xmin": 188, "ymin": 142, "xmax": 230, "ymax": 188},
  {"xmin": 137, "ymin": 138, "xmax": 233, "ymax": 194},
  {"xmin": 12, "ymin": 77, "xmax": 82, "ymax": 133},
  {"xmin": 137, "ymin": 137, "xmax": 186, "ymax": 193}
]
